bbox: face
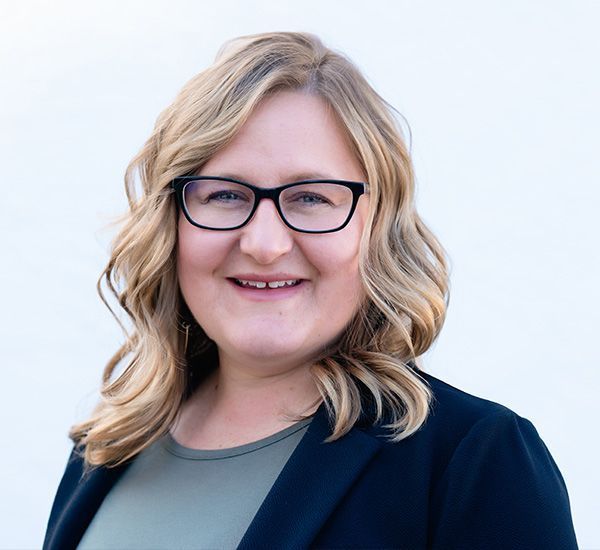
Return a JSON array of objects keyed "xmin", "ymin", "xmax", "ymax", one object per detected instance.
[{"xmin": 177, "ymin": 90, "xmax": 370, "ymax": 377}]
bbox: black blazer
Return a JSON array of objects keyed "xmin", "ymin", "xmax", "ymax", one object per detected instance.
[{"xmin": 43, "ymin": 370, "xmax": 579, "ymax": 549}]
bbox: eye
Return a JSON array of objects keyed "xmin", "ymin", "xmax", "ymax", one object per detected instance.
[
  {"xmin": 288, "ymin": 192, "xmax": 332, "ymax": 205},
  {"xmin": 203, "ymin": 190, "xmax": 251, "ymax": 204}
]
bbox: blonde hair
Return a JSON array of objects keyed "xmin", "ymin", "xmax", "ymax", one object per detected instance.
[{"xmin": 70, "ymin": 31, "xmax": 450, "ymax": 468}]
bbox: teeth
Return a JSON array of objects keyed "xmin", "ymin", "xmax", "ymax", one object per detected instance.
[{"xmin": 235, "ymin": 279, "xmax": 300, "ymax": 289}]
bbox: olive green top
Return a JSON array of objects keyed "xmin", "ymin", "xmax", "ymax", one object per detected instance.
[{"xmin": 78, "ymin": 417, "xmax": 313, "ymax": 549}]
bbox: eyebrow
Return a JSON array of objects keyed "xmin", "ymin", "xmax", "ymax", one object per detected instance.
[{"xmin": 211, "ymin": 171, "xmax": 339, "ymax": 184}]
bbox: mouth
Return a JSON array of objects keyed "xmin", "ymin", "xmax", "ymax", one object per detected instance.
[
  {"xmin": 229, "ymin": 278, "xmax": 304, "ymax": 289},
  {"xmin": 225, "ymin": 277, "xmax": 307, "ymax": 301}
]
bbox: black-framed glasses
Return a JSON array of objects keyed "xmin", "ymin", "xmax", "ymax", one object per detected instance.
[{"xmin": 171, "ymin": 176, "xmax": 368, "ymax": 234}]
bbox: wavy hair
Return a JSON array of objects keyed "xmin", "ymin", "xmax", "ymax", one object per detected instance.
[{"xmin": 70, "ymin": 31, "xmax": 450, "ymax": 467}]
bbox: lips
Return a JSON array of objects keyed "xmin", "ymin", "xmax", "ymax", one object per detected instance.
[
  {"xmin": 233, "ymin": 278, "xmax": 302, "ymax": 289},
  {"xmin": 230, "ymin": 272, "xmax": 306, "ymax": 283},
  {"xmin": 226, "ymin": 276, "xmax": 306, "ymax": 300}
]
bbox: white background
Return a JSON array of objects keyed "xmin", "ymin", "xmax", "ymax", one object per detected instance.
[{"xmin": 1, "ymin": 1, "xmax": 598, "ymax": 548}]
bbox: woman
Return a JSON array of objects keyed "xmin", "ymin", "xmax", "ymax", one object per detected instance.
[{"xmin": 43, "ymin": 32, "xmax": 578, "ymax": 549}]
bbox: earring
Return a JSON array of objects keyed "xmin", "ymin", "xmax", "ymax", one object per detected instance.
[{"xmin": 182, "ymin": 322, "xmax": 191, "ymax": 353}]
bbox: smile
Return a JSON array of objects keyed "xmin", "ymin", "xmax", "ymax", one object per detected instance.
[
  {"xmin": 234, "ymin": 278, "xmax": 302, "ymax": 289},
  {"xmin": 227, "ymin": 278, "xmax": 306, "ymax": 301}
]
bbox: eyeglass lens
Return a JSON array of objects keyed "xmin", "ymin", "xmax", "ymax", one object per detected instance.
[{"xmin": 182, "ymin": 179, "xmax": 354, "ymax": 231}]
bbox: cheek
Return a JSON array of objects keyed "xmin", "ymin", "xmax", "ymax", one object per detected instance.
[
  {"xmin": 314, "ymin": 215, "xmax": 368, "ymax": 312},
  {"xmin": 312, "ymin": 243, "xmax": 359, "ymax": 278},
  {"xmin": 308, "ymin": 217, "xmax": 363, "ymax": 274},
  {"xmin": 304, "ymin": 228, "xmax": 364, "ymax": 299},
  {"xmin": 176, "ymin": 218, "xmax": 230, "ymax": 286}
]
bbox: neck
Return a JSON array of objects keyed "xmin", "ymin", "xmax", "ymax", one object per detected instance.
[
  {"xmin": 172, "ymin": 351, "xmax": 322, "ymax": 447},
  {"xmin": 206, "ymin": 356, "xmax": 321, "ymax": 419}
]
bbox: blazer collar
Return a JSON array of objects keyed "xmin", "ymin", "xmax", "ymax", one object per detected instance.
[
  {"xmin": 45, "ymin": 401, "xmax": 382, "ymax": 550},
  {"xmin": 238, "ymin": 401, "xmax": 382, "ymax": 549}
]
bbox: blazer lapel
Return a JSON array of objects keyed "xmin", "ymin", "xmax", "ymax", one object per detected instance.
[
  {"xmin": 43, "ymin": 452, "xmax": 131, "ymax": 550},
  {"xmin": 238, "ymin": 402, "xmax": 382, "ymax": 550}
]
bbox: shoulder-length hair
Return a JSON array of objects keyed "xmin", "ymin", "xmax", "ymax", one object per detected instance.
[{"xmin": 70, "ymin": 31, "xmax": 450, "ymax": 467}]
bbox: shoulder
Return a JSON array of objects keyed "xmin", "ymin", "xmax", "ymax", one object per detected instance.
[
  {"xmin": 416, "ymin": 369, "xmax": 552, "ymax": 469},
  {"xmin": 362, "ymin": 368, "xmax": 526, "ymax": 445},
  {"xmin": 419, "ymin": 369, "xmax": 523, "ymax": 437},
  {"xmin": 358, "ymin": 368, "xmax": 556, "ymax": 484},
  {"xmin": 354, "ymin": 370, "xmax": 578, "ymax": 548}
]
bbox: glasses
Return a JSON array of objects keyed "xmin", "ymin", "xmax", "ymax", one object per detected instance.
[{"xmin": 171, "ymin": 176, "xmax": 368, "ymax": 234}]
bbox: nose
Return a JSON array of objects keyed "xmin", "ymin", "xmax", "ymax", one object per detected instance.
[{"xmin": 238, "ymin": 198, "xmax": 294, "ymax": 264}]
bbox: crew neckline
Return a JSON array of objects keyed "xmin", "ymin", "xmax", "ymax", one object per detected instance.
[{"xmin": 163, "ymin": 416, "xmax": 314, "ymax": 460}]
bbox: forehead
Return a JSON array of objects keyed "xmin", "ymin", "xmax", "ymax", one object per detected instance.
[{"xmin": 199, "ymin": 90, "xmax": 366, "ymax": 186}]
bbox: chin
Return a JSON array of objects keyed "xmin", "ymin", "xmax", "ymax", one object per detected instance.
[
  {"xmin": 223, "ymin": 333, "xmax": 314, "ymax": 363},
  {"xmin": 241, "ymin": 340, "xmax": 304, "ymax": 359}
]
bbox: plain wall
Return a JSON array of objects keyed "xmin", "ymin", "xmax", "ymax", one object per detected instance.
[{"xmin": 1, "ymin": 0, "xmax": 598, "ymax": 547}]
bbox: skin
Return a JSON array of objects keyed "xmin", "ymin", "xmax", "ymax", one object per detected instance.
[{"xmin": 172, "ymin": 90, "xmax": 370, "ymax": 449}]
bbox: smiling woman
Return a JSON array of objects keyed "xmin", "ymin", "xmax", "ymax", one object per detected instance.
[
  {"xmin": 175, "ymin": 92, "xmax": 369, "ymax": 409},
  {"xmin": 43, "ymin": 32, "xmax": 578, "ymax": 549}
]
